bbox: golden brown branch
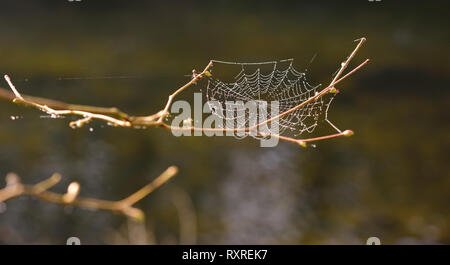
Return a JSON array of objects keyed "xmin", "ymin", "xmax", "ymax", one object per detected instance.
[
  {"xmin": 0, "ymin": 166, "xmax": 178, "ymax": 222},
  {"xmin": 0, "ymin": 86, "xmax": 130, "ymax": 120},
  {"xmin": 1, "ymin": 38, "xmax": 369, "ymax": 147}
]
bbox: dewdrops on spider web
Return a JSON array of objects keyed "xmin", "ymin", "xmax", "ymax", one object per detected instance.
[{"xmin": 205, "ymin": 59, "xmax": 337, "ymax": 138}]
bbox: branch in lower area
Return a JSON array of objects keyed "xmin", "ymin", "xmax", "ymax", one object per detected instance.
[{"xmin": 0, "ymin": 166, "xmax": 178, "ymax": 222}]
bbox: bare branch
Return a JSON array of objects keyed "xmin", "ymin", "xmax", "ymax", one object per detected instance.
[
  {"xmin": 157, "ymin": 38, "xmax": 368, "ymax": 147},
  {"xmin": 0, "ymin": 166, "xmax": 178, "ymax": 222},
  {"xmin": 3, "ymin": 75, "xmax": 132, "ymax": 127},
  {"xmin": 1, "ymin": 38, "xmax": 369, "ymax": 147},
  {"xmin": 246, "ymin": 38, "xmax": 368, "ymax": 134},
  {"xmin": 0, "ymin": 86, "xmax": 130, "ymax": 120},
  {"xmin": 155, "ymin": 61, "xmax": 214, "ymax": 123}
]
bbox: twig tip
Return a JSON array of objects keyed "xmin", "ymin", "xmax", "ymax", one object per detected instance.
[
  {"xmin": 343, "ymin": 130, "xmax": 354, "ymax": 137},
  {"xmin": 50, "ymin": 172, "xmax": 62, "ymax": 182},
  {"xmin": 167, "ymin": 166, "xmax": 179, "ymax": 176},
  {"xmin": 63, "ymin": 182, "xmax": 80, "ymax": 203},
  {"xmin": 123, "ymin": 207, "xmax": 145, "ymax": 222}
]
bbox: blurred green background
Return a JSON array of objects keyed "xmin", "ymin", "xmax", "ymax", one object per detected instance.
[{"xmin": 0, "ymin": 0, "xmax": 448, "ymax": 244}]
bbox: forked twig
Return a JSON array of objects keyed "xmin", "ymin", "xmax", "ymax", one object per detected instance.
[
  {"xmin": 0, "ymin": 166, "xmax": 178, "ymax": 221},
  {"xmin": 1, "ymin": 38, "xmax": 369, "ymax": 147}
]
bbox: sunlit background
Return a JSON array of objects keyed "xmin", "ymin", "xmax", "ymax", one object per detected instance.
[{"xmin": 0, "ymin": 0, "xmax": 448, "ymax": 244}]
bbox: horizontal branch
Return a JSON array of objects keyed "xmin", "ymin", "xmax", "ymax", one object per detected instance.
[
  {"xmin": 0, "ymin": 87, "xmax": 130, "ymax": 120},
  {"xmin": 0, "ymin": 166, "xmax": 178, "ymax": 221},
  {"xmin": 1, "ymin": 38, "xmax": 369, "ymax": 147}
]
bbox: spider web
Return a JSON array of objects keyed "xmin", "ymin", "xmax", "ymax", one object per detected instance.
[{"xmin": 204, "ymin": 59, "xmax": 338, "ymax": 138}]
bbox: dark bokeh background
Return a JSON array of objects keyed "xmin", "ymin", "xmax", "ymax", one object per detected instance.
[{"xmin": 0, "ymin": 0, "xmax": 448, "ymax": 244}]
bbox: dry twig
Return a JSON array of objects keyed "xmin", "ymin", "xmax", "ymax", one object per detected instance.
[
  {"xmin": 1, "ymin": 38, "xmax": 369, "ymax": 147},
  {"xmin": 0, "ymin": 166, "xmax": 178, "ymax": 221}
]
